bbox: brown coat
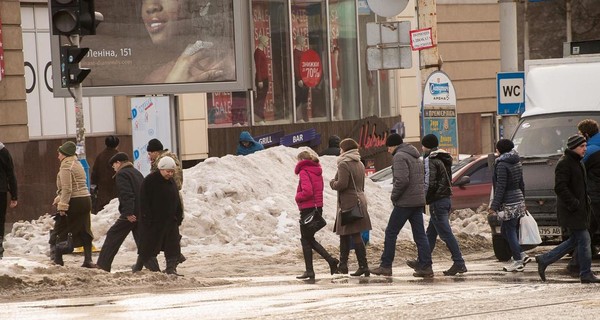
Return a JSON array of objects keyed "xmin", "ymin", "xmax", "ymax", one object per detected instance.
[
  {"xmin": 90, "ymin": 147, "xmax": 119, "ymax": 212},
  {"xmin": 330, "ymin": 156, "xmax": 372, "ymax": 236},
  {"xmin": 54, "ymin": 156, "xmax": 91, "ymax": 211}
]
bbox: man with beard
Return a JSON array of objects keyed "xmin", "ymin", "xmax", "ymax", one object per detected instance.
[{"xmin": 137, "ymin": 156, "xmax": 183, "ymax": 275}]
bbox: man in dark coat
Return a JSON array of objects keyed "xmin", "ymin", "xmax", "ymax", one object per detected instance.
[
  {"xmin": 370, "ymin": 133, "xmax": 433, "ymax": 278},
  {"xmin": 137, "ymin": 156, "xmax": 183, "ymax": 275},
  {"xmin": 408, "ymin": 134, "xmax": 467, "ymax": 276},
  {"xmin": 95, "ymin": 152, "xmax": 145, "ymax": 272},
  {"xmin": 91, "ymin": 136, "xmax": 120, "ymax": 214},
  {"xmin": 319, "ymin": 135, "xmax": 341, "ymax": 156},
  {"xmin": 535, "ymin": 134, "xmax": 600, "ymax": 283},
  {"xmin": 0, "ymin": 141, "xmax": 18, "ymax": 259}
]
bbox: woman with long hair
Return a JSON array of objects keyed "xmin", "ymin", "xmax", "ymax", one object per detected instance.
[
  {"xmin": 295, "ymin": 150, "xmax": 338, "ymax": 279},
  {"xmin": 330, "ymin": 138, "xmax": 372, "ymax": 276}
]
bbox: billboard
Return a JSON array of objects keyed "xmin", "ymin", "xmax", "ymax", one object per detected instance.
[{"xmin": 50, "ymin": 0, "xmax": 250, "ymax": 97}]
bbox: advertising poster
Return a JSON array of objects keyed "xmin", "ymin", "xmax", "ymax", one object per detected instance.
[
  {"xmin": 422, "ymin": 71, "xmax": 459, "ymax": 160},
  {"xmin": 53, "ymin": 0, "xmax": 239, "ymax": 95},
  {"xmin": 252, "ymin": 3, "xmax": 275, "ymax": 121},
  {"xmin": 131, "ymin": 96, "xmax": 172, "ymax": 176},
  {"xmin": 208, "ymin": 92, "xmax": 233, "ymax": 125},
  {"xmin": 291, "ymin": 7, "xmax": 313, "ymax": 118}
]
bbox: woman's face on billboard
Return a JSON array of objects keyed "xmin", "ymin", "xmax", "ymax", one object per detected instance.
[{"xmin": 141, "ymin": 0, "xmax": 188, "ymax": 45}]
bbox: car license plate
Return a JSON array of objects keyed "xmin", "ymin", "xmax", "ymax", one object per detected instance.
[{"xmin": 538, "ymin": 226, "xmax": 562, "ymax": 236}]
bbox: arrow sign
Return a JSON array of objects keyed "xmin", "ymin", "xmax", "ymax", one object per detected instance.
[{"xmin": 497, "ymin": 72, "xmax": 525, "ymax": 115}]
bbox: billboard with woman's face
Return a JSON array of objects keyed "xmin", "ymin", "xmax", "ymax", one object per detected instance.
[{"xmin": 51, "ymin": 0, "xmax": 250, "ymax": 97}]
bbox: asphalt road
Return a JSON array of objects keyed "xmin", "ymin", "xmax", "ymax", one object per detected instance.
[{"xmin": 5, "ymin": 253, "xmax": 600, "ymax": 320}]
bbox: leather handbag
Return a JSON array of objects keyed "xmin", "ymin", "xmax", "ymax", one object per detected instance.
[
  {"xmin": 340, "ymin": 165, "xmax": 364, "ymax": 226},
  {"xmin": 300, "ymin": 208, "xmax": 327, "ymax": 234},
  {"xmin": 55, "ymin": 232, "xmax": 74, "ymax": 255}
]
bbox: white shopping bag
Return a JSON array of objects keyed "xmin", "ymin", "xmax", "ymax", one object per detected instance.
[{"xmin": 519, "ymin": 211, "xmax": 542, "ymax": 245}]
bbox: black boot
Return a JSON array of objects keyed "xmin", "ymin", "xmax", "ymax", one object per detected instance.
[
  {"xmin": 164, "ymin": 258, "xmax": 181, "ymax": 276},
  {"xmin": 351, "ymin": 239, "xmax": 369, "ymax": 277},
  {"xmin": 144, "ymin": 256, "xmax": 161, "ymax": 272},
  {"xmin": 297, "ymin": 239, "xmax": 315, "ymax": 279},
  {"xmin": 132, "ymin": 256, "xmax": 144, "ymax": 272},
  {"xmin": 337, "ymin": 237, "xmax": 350, "ymax": 274},
  {"xmin": 49, "ymin": 244, "xmax": 56, "ymax": 261},
  {"xmin": 81, "ymin": 241, "xmax": 99, "ymax": 269},
  {"xmin": 53, "ymin": 235, "xmax": 66, "ymax": 266},
  {"xmin": 312, "ymin": 240, "xmax": 339, "ymax": 275},
  {"xmin": 0, "ymin": 236, "xmax": 4, "ymax": 259}
]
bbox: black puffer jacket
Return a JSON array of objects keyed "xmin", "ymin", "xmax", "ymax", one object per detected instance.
[
  {"xmin": 555, "ymin": 148, "xmax": 591, "ymax": 230},
  {"xmin": 0, "ymin": 143, "xmax": 18, "ymax": 200},
  {"xmin": 424, "ymin": 148, "xmax": 453, "ymax": 204},
  {"xmin": 584, "ymin": 149, "xmax": 600, "ymax": 202},
  {"xmin": 490, "ymin": 150, "xmax": 525, "ymax": 211}
]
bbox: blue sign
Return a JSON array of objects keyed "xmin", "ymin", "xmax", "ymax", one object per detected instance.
[
  {"xmin": 497, "ymin": 72, "xmax": 525, "ymax": 115},
  {"xmin": 254, "ymin": 131, "xmax": 284, "ymax": 148},
  {"xmin": 280, "ymin": 128, "xmax": 318, "ymax": 147}
]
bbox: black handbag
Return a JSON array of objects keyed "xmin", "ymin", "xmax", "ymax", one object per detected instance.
[
  {"xmin": 300, "ymin": 209, "xmax": 327, "ymax": 234},
  {"xmin": 55, "ymin": 232, "xmax": 74, "ymax": 255},
  {"xmin": 340, "ymin": 164, "xmax": 364, "ymax": 226}
]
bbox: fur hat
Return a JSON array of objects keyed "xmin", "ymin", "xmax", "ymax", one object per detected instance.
[
  {"xmin": 496, "ymin": 139, "xmax": 514, "ymax": 154},
  {"xmin": 147, "ymin": 139, "xmax": 164, "ymax": 152},
  {"xmin": 339, "ymin": 138, "xmax": 359, "ymax": 152},
  {"xmin": 58, "ymin": 141, "xmax": 77, "ymax": 156},
  {"xmin": 385, "ymin": 133, "xmax": 403, "ymax": 147},
  {"xmin": 421, "ymin": 134, "xmax": 439, "ymax": 149},
  {"xmin": 109, "ymin": 152, "xmax": 129, "ymax": 165},
  {"xmin": 157, "ymin": 156, "xmax": 176, "ymax": 170},
  {"xmin": 105, "ymin": 135, "xmax": 120, "ymax": 148},
  {"xmin": 567, "ymin": 134, "xmax": 586, "ymax": 150}
]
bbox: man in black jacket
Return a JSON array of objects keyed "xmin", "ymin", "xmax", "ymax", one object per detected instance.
[
  {"xmin": 137, "ymin": 156, "xmax": 183, "ymax": 275},
  {"xmin": 95, "ymin": 152, "xmax": 147, "ymax": 272},
  {"xmin": 0, "ymin": 142, "xmax": 18, "ymax": 259},
  {"xmin": 408, "ymin": 134, "xmax": 467, "ymax": 276},
  {"xmin": 535, "ymin": 134, "xmax": 600, "ymax": 283},
  {"xmin": 319, "ymin": 135, "xmax": 341, "ymax": 156}
]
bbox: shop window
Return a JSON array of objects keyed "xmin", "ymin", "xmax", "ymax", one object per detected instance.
[
  {"xmin": 251, "ymin": 0, "xmax": 293, "ymax": 125},
  {"xmin": 207, "ymin": 91, "xmax": 250, "ymax": 127},
  {"xmin": 329, "ymin": 0, "xmax": 360, "ymax": 121}
]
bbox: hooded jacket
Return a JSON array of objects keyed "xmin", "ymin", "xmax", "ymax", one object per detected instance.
[
  {"xmin": 236, "ymin": 131, "xmax": 265, "ymax": 156},
  {"xmin": 0, "ymin": 142, "xmax": 18, "ymax": 200},
  {"xmin": 390, "ymin": 143, "xmax": 425, "ymax": 207},
  {"xmin": 294, "ymin": 159, "xmax": 324, "ymax": 210},
  {"xmin": 424, "ymin": 148, "xmax": 453, "ymax": 204},
  {"xmin": 490, "ymin": 150, "xmax": 525, "ymax": 212},
  {"xmin": 319, "ymin": 136, "xmax": 341, "ymax": 156}
]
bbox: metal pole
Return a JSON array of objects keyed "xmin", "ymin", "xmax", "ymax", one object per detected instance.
[
  {"xmin": 70, "ymin": 34, "xmax": 86, "ymax": 161},
  {"xmin": 524, "ymin": 0, "xmax": 529, "ymax": 61},
  {"xmin": 566, "ymin": 0, "xmax": 572, "ymax": 43},
  {"xmin": 499, "ymin": 0, "xmax": 519, "ymax": 139}
]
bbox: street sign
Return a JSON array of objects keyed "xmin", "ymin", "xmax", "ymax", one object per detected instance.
[
  {"xmin": 410, "ymin": 28, "xmax": 434, "ymax": 50},
  {"xmin": 497, "ymin": 72, "xmax": 525, "ymax": 115}
]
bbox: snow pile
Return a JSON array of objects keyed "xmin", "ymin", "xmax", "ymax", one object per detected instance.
[{"xmin": 2, "ymin": 146, "xmax": 490, "ymax": 276}]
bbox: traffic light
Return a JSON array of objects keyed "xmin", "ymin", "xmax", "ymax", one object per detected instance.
[
  {"xmin": 60, "ymin": 46, "xmax": 90, "ymax": 87},
  {"xmin": 51, "ymin": 0, "xmax": 103, "ymax": 36}
]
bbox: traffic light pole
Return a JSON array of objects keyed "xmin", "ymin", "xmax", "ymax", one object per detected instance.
[{"xmin": 70, "ymin": 34, "xmax": 87, "ymax": 162}]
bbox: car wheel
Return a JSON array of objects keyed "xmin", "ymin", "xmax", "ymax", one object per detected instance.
[{"xmin": 492, "ymin": 234, "xmax": 512, "ymax": 261}]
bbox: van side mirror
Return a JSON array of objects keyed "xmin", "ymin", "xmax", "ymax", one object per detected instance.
[{"xmin": 454, "ymin": 176, "xmax": 471, "ymax": 187}]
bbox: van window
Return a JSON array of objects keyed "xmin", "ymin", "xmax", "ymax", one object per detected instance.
[{"xmin": 513, "ymin": 114, "xmax": 599, "ymax": 157}]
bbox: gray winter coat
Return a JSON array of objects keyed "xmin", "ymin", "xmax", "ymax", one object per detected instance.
[
  {"xmin": 490, "ymin": 150, "xmax": 525, "ymax": 212},
  {"xmin": 390, "ymin": 143, "xmax": 426, "ymax": 207}
]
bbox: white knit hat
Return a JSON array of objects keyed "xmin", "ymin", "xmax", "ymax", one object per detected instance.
[{"xmin": 157, "ymin": 156, "xmax": 176, "ymax": 170}]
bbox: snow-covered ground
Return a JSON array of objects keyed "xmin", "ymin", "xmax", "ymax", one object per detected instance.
[{"xmin": 0, "ymin": 146, "xmax": 491, "ymax": 300}]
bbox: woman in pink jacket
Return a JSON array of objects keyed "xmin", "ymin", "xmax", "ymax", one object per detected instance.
[{"xmin": 295, "ymin": 151, "xmax": 339, "ymax": 280}]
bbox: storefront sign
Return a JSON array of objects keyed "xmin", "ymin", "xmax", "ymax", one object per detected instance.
[
  {"xmin": 0, "ymin": 17, "xmax": 4, "ymax": 82},
  {"xmin": 422, "ymin": 71, "xmax": 459, "ymax": 160},
  {"xmin": 349, "ymin": 116, "xmax": 390, "ymax": 158},
  {"xmin": 280, "ymin": 128, "xmax": 319, "ymax": 147},
  {"xmin": 299, "ymin": 49, "xmax": 322, "ymax": 88},
  {"xmin": 254, "ymin": 131, "xmax": 284, "ymax": 148}
]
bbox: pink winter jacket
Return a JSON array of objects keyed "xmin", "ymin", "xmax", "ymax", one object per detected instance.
[{"xmin": 295, "ymin": 159, "xmax": 324, "ymax": 210}]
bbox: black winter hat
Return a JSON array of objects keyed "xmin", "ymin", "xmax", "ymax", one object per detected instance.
[
  {"xmin": 109, "ymin": 152, "xmax": 129, "ymax": 165},
  {"xmin": 567, "ymin": 134, "xmax": 586, "ymax": 150},
  {"xmin": 105, "ymin": 135, "xmax": 120, "ymax": 148},
  {"xmin": 496, "ymin": 139, "xmax": 514, "ymax": 154},
  {"xmin": 421, "ymin": 134, "xmax": 439, "ymax": 149},
  {"xmin": 147, "ymin": 138, "xmax": 164, "ymax": 152},
  {"xmin": 386, "ymin": 133, "xmax": 403, "ymax": 147}
]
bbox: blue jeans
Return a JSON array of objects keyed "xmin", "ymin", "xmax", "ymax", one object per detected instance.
[
  {"xmin": 537, "ymin": 229, "xmax": 592, "ymax": 277},
  {"xmin": 501, "ymin": 217, "xmax": 522, "ymax": 261},
  {"xmin": 380, "ymin": 206, "xmax": 432, "ymax": 269},
  {"xmin": 426, "ymin": 198, "xmax": 465, "ymax": 265}
]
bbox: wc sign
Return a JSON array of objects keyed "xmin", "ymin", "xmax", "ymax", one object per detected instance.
[{"xmin": 497, "ymin": 72, "xmax": 525, "ymax": 115}]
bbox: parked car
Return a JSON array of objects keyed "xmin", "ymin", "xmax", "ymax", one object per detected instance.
[{"xmin": 370, "ymin": 154, "xmax": 492, "ymax": 210}]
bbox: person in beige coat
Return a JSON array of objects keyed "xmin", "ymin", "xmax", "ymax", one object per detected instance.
[
  {"xmin": 330, "ymin": 138, "xmax": 372, "ymax": 276},
  {"xmin": 51, "ymin": 141, "xmax": 95, "ymax": 267}
]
